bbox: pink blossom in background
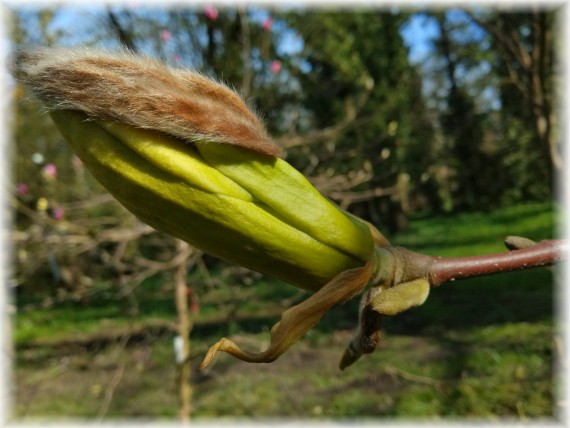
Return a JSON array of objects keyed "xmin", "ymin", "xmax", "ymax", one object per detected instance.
[
  {"xmin": 262, "ymin": 17, "xmax": 273, "ymax": 31},
  {"xmin": 52, "ymin": 208, "xmax": 65, "ymax": 221},
  {"xmin": 160, "ymin": 29, "xmax": 172, "ymax": 42},
  {"xmin": 43, "ymin": 163, "xmax": 57, "ymax": 179},
  {"xmin": 173, "ymin": 54, "xmax": 182, "ymax": 63},
  {"xmin": 270, "ymin": 60, "xmax": 282, "ymax": 74},
  {"xmin": 204, "ymin": 5, "xmax": 218, "ymax": 21},
  {"xmin": 17, "ymin": 183, "xmax": 29, "ymax": 196}
]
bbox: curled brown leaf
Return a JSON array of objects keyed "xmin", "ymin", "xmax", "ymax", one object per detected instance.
[{"xmin": 199, "ymin": 262, "xmax": 372, "ymax": 370}]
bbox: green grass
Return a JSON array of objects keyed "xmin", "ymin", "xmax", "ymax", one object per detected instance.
[
  {"xmin": 395, "ymin": 202, "xmax": 557, "ymax": 256},
  {"xmin": 13, "ymin": 202, "xmax": 560, "ymax": 421},
  {"xmin": 14, "ymin": 283, "xmax": 178, "ymax": 345}
]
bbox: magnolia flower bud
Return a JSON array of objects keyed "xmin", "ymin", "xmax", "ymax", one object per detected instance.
[
  {"xmin": 49, "ymin": 109, "xmax": 374, "ymax": 291},
  {"xmin": 13, "ymin": 48, "xmax": 395, "ymax": 369}
]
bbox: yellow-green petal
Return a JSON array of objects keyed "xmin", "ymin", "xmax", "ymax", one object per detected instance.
[
  {"xmin": 196, "ymin": 142, "xmax": 374, "ymax": 262},
  {"xmin": 50, "ymin": 110, "xmax": 368, "ymax": 291}
]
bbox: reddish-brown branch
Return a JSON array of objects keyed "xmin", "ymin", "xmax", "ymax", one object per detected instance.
[{"xmin": 426, "ymin": 239, "xmax": 568, "ymax": 287}]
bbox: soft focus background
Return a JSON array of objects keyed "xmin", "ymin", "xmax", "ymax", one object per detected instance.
[{"xmin": 6, "ymin": 3, "xmax": 562, "ymax": 422}]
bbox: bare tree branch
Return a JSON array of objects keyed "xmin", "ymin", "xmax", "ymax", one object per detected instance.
[
  {"xmin": 174, "ymin": 240, "xmax": 194, "ymax": 422},
  {"xmin": 428, "ymin": 239, "xmax": 566, "ymax": 286},
  {"xmin": 107, "ymin": 9, "xmax": 136, "ymax": 52},
  {"xmin": 329, "ymin": 186, "xmax": 398, "ymax": 209},
  {"xmin": 278, "ymin": 78, "xmax": 374, "ymax": 149},
  {"xmin": 96, "ymin": 335, "xmax": 129, "ymax": 421},
  {"xmin": 392, "ymin": 238, "xmax": 568, "ymax": 288}
]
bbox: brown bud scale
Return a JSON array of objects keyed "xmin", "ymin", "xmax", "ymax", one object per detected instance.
[{"xmin": 13, "ymin": 47, "xmax": 281, "ymax": 156}]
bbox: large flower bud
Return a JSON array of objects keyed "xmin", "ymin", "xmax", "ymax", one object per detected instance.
[
  {"xmin": 13, "ymin": 48, "xmax": 388, "ymax": 368},
  {"xmin": 48, "ymin": 109, "xmax": 374, "ymax": 291}
]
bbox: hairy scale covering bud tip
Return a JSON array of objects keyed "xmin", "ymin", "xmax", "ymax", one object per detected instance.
[{"xmin": 13, "ymin": 47, "xmax": 281, "ymax": 156}]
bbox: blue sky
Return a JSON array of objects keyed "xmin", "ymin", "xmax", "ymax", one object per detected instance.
[{"xmin": 400, "ymin": 13, "xmax": 439, "ymax": 65}]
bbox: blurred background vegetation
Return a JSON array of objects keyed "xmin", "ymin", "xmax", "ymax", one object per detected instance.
[{"xmin": 7, "ymin": 4, "xmax": 562, "ymax": 422}]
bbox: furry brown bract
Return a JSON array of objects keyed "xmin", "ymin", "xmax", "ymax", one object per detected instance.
[{"xmin": 13, "ymin": 47, "xmax": 281, "ymax": 156}]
